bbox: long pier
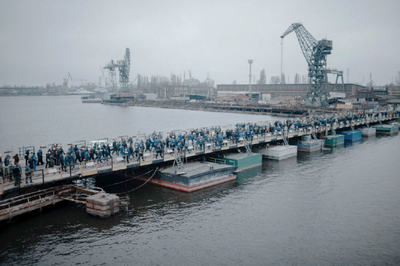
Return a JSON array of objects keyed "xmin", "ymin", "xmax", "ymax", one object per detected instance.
[{"xmin": 1, "ymin": 113, "xmax": 399, "ymax": 199}]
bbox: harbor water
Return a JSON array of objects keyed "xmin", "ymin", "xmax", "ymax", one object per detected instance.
[{"xmin": 1, "ymin": 96, "xmax": 400, "ymax": 265}]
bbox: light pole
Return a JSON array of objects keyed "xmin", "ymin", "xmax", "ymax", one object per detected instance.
[{"xmin": 248, "ymin": 59, "xmax": 253, "ymax": 101}]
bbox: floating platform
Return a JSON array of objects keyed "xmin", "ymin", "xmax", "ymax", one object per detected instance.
[
  {"xmin": 215, "ymin": 152, "xmax": 262, "ymax": 172},
  {"xmin": 325, "ymin": 135, "xmax": 345, "ymax": 147},
  {"xmin": 151, "ymin": 162, "xmax": 237, "ymax": 193},
  {"xmin": 338, "ymin": 130, "xmax": 362, "ymax": 141},
  {"xmin": 372, "ymin": 124, "xmax": 399, "ymax": 135},
  {"xmin": 361, "ymin": 127, "xmax": 376, "ymax": 137},
  {"xmin": 256, "ymin": 145, "xmax": 297, "ymax": 160},
  {"xmin": 298, "ymin": 135, "xmax": 324, "ymax": 153}
]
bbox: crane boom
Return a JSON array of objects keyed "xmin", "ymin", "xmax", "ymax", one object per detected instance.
[
  {"xmin": 281, "ymin": 23, "xmax": 317, "ymax": 65},
  {"xmin": 281, "ymin": 23, "xmax": 333, "ymax": 106}
]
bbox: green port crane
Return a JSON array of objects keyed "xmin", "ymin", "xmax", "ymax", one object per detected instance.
[{"xmin": 281, "ymin": 23, "xmax": 332, "ymax": 106}]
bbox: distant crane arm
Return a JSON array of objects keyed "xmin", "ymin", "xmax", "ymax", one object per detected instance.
[{"xmin": 281, "ymin": 23, "xmax": 317, "ymax": 65}]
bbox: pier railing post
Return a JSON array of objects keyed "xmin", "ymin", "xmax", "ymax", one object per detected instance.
[
  {"xmin": 80, "ymin": 162, "xmax": 84, "ymax": 177},
  {"xmin": 1, "ymin": 177, "xmax": 3, "ymax": 196},
  {"xmin": 41, "ymin": 169, "xmax": 44, "ymax": 184}
]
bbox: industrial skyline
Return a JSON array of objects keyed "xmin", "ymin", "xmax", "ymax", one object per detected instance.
[{"xmin": 1, "ymin": 0, "xmax": 399, "ymax": 87}]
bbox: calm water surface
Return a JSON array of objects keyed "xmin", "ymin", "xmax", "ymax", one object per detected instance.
[
  {"xmin": 0, "ymin": 96, "xmax": 400, "ymax": 265},
  {"xmin": 0, "ymin": 96, "xmax": 276, "ymax": 151}
]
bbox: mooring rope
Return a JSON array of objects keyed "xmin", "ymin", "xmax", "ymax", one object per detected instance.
[
  {"xmin": 101, "ymin": 168, "xmax": 156, "ymax": 188},
  {"xmin": 114, "ymin": 167, "xmax": 159, "ymax": 195}
]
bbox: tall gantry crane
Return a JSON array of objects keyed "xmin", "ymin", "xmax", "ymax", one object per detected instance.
[
  {"xmin": 103, "ymin": 60, "xmax": 117, "ymax": 92},
  {"xmin": 103, "ymin": 48, "xmax": 131, "ymax": 93},
  {"xmin": 118, "ymin": 48, "xmax": 130, "ymax": 92},
  {"xmin": 281, "ymin": 23, "xmax": 332, "ymax": 106}
]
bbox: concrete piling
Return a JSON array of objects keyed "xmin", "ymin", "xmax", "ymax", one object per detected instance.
[{"xmin": 86, "ymin": 193, "xmax": 120, "ymax": 218}]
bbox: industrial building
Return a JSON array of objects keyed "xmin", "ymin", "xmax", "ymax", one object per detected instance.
[{"xmin": 217, "ymin": 83, "xmax": 367, "ymax": 99}]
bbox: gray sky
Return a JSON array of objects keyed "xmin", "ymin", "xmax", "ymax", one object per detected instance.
[{"xmin": 1, "ymin": 0, "xmax": 399, "ymax": 87}]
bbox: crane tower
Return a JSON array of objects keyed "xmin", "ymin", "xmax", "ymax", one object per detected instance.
[
  {"xmin": 103, "ymin": 48, "xmax": 131, "ymax": 93},
  {"xmin": 118, "ymin": 48, "xmax": 130, "ymax": 92},
  {"xmin": 103, "ymin": 60, "xmax": 117, "ymax": 92},
  {"xmin": 281, "ymin": 23, "xmax": 332, "ymax": 106}
]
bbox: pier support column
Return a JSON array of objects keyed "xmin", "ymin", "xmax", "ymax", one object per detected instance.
[{"xmin": 86, "ymin": 193, "xmax": 120, "ymax": 218}]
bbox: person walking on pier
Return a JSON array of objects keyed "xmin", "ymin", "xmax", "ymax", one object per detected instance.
[
  {"xmin": 75, "ymin": 148, "xmax": 81, "ymax": 163},
  {"xmin": 31, "ymin": 152, "xmax": 38, "ymax": 171},
  {"xmin": 112, "ymin": 139, "xmax": 117, "ymax": 155},
  {"xmin": 80, "ymin": 148, "xmax": 86, "ymax": 163},
  {"xmin": 25, "ymin": 164, "xmax": 32, "ymax": 184},
  {"xmin": 13, "ymin": 153, "xmax": 19, "ymax": 165},
  {"xmin": 90, "ymin": 147, "xmax": 95, "ymax": 161},
  {"xmin": 37, "ymin": 149, "xmax": 44, "ymax": 165},
  {"xmin": 84, "ymin": 149, "xmax": 90, "ymax": 162},
  {"xmin": 155, "ymin": 140, "xmax": 163, "ymax": 159},
  {"xmin": 13, "ymin": 163, "xmax": 21, "ymax": 186},
  {"xmin": 102, "ymin": 145, "xmax": 109, "ymax": 162},
  {"xmin": 24, "ymin": 149, "xmax": 29, "ymax": 165},
  {"xmin": 96, "ymin": 149, "xmax": 103, "ymax": 164},
  {"xmin": 138, "ymin": 145, "xmax": 144, "ymax": 162},
  {"xmin": 60, "ymin": 153, "xmax": 65, "ymax": 171},
  {"xmin": 4, "ymin": 154, "xmax": 10, "ymax": 167},
  {"xmin": 70, "ymin": 151, "xmax": 76, "ymax": 169},
  {"xmin": 123, "ymin": 147, "xmax": 130, "ymax": 163},
  {"xmin": 129, "ymin": 144, "xmax": 134, "ymax": 160},
  {"xmin": 28, "ymin": 155, "xmax": 34, "ymax": 171},
  {"xmin": 7, "ymin": 163, "xmax": 14, "ymax": 182},
  {"xmin": 45, "ymin": 150, "xmax": 51, "ymax": 168}
]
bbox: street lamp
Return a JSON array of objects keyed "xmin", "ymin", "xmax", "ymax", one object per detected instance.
[{"xmin": 248, "ymin": 59, "xmax": 253, "ymax": 101}]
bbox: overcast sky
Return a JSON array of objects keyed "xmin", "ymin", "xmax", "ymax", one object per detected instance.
[{"xmin": 1, "ymin": 0, "xmax": 399, "ymax": 87}]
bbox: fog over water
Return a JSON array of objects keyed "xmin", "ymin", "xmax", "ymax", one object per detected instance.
[{"xmin": 1, "ymin": 96, "xmax": 400, "ymax": 265}]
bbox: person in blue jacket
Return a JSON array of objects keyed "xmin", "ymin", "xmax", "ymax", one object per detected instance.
[
  {"xmin": 4, "ymin": 155, "xmax": 10, "ymax": 167},
  {"xmin": 25, "ymin": 165, "xmax": 32, "ymax": 184},
  {"xmin": 123, "ymin": 147, "xmax": 130, "ymax": 163},
  {"xmin": 31, "ymin": 153, "xmax": 38, "ymax": 171},
  {"xmin": 37, "ymin": 149, "xmax": 44, "ymax": 165},
  {"xmin": 13, "ymin": 163, "xmax": 22, "ymax": 186},
  {"xmin": 60, "ymin": 153, "xmax": 65, "ymax": 171},
  {"xmin": 84, "ymin": 150, "xmax": 90, "ymax": 162}
]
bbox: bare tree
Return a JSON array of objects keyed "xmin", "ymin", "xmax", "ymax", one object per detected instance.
[
  {"xmin": 280, "ymin": 73, "xmax": 286, "ymax": 84},
  {"xmin": 294, "ymin": 73, "xmax": 300, "ymax": 84},
  {"xmin": 270, "ymin": 76, "xmax": 280, "ymax": 84},
  {"xmin": 257, "ymin": 69, "xmax": 266, "ymax": 84}
]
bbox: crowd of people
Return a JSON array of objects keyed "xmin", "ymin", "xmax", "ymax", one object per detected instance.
[{"xmin": 1, "ymin": 111, "xmax": 397, "ymax": 186}]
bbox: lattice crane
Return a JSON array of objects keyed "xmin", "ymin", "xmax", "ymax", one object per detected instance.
[
  {"xmin": 103, "ymin": 60, "xmax": 117, "ymax": 92},
  {"xmin": 103, "ymin": 48, "xmax": 131, "ymax": 93},
  {"xmin": 281, "ymin": 23, "xmax": 332, "ymax": 106},
  {"xmin": 118, "ymin": 48, "xmax": 130, "ymax": 92}
]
